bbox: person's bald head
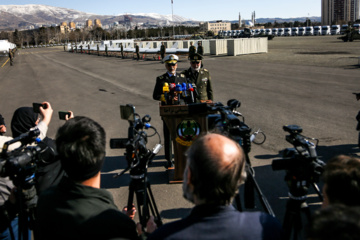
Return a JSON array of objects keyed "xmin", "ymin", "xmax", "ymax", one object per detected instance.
[{"xmin": 184, "ymin": 133, "xmax": 246, "ymax": 205}]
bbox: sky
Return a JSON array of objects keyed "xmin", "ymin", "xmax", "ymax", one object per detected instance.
[{"xmin": 0, "ymin": 0, "xmax": 321, "ymax": 21}]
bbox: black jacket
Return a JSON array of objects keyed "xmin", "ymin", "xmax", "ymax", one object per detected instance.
[{"xmin": 36, "ymin": 177, "xmax": 139, "ymax": 240}]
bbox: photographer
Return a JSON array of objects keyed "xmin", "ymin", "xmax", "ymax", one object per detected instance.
[
  {"xmin": 36, "ymin": 116, "xmax": 143, "ymax": 240},
  {"xmin": 0, "ymin": 102, "xmax": 55, "ymax": 240},
  {"xmin": 10, "ymin": 103, "xmax": 66, "ymax": 194},
  {"xmin": 148, "ymin": 133, "xmax": 282, "ymax": 240}
]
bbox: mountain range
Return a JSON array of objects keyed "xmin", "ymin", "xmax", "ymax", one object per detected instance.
[{"xmin": 0, "ymin": 4, "xmax": 321, "ymax": 31}]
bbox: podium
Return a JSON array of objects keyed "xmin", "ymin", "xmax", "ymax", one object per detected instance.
[{"xmin": 160, "ymin": 104, "xmax": 211, "ymax": 183}]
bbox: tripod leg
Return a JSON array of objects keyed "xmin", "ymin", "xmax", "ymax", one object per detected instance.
[{"xmin": 146, "ymin": 182, "xmax": 163, "ymax": 226}]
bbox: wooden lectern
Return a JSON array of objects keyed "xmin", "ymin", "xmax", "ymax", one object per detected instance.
[{"xmin": 160, "ymin": 104, "xmax": 210, "ymax": 183}]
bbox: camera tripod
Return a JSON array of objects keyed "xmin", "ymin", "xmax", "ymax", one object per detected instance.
[
  {"xmin": 282, "ymin": 176, "xmax": 323, "ymax": 240},
  {"xmin": 234, "ymin": 150, "xmax": 275, "ymax": 217},
  {"xmin": 126, "ymin": 174, "xmax": 163, "ymax": 228}
]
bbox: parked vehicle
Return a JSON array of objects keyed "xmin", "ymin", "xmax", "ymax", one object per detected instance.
[
  {"xmin": 291, "ymin": 27, "xmax": 299, "ymax": 36},
  {"xmin": 298, "ymin": 27, "xmax": 306, "ymax": 36},
  {"xmin": 331, "ymin": 25, "xmax": 340, "ymax": 35},
  {"xmin": 265, "ymin": 29, "xmax": 272, "ymax": 35},
  {"xmin": 284, "ymin": 28, "xmax": 292, "ymax": 36},
  {"xmin": 305, "ymin": 26, "xmax": 314, "ymax": 36},
  {"xmin": 314, "ymin": 26, "xmax": 321, "ymax": 35},
  {"xmin": 272, "ymin": 28, "xmax": 278, "ymax": 36},
  {"xmin": 278, "ymin": 28, "xmax": 285, "ymax": 36},
  {"xmin": 340, "ymin": 24, "xmax": 348, "ymax": 35},
  {"xmin": 321, "ymin": 26, "xmax": 331, "ymax": 35}
]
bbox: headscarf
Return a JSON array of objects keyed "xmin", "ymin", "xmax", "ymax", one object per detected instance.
[{"xmin": 11, "ymin": 107, "xmax": 38, "ymax": 138}]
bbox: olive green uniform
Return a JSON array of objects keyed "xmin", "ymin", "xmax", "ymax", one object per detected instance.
[
  {"xmin": 181, "ymin": 68, "xmax": 213, "ymax": 102},
  {"xmin": 189, "ymin": 45, "xmax": 196, "ymax": 55}
]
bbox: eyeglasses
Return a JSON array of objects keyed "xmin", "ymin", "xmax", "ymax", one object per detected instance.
[{"xmin": 167, "ymin": 63, "xmax": 177, "ymax": 66}]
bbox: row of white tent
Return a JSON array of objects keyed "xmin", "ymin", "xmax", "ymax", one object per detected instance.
[
  {"xmin": 69, "ymin": 39, "xmax": 202, "ymax": 55},
  {"xmin": 219, "ymin": 24, "xmax": 360, "ymax": 37}
]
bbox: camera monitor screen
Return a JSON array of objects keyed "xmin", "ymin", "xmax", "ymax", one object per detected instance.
[{"xmin": 120, "ymin": 105, "xmax": 135, "ymax": 122}]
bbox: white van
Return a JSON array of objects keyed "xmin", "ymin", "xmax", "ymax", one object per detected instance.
[
  {"xmin": 353, "ymin": 24, "xmax": 360, "ymax": 33},
  {"xmin": 298, "ymin": 27, "xmax": 306, "ymax": 36},
  {"xmin": 291, "ymin": 27, "xmax": 299, "ymax": 36},
  {"xmin": 284, "ymin": 28, "xmax": 292, "ymax": 36},
  {"xmin": 272, "ymin": 28, "xmax": 278, "ymax": 36},
  {"xmin": 321, "ymin": 25, "xmax": 331, "ymax": 35},
  {"xmin": 340, "ymin": 24, "xmax": 348, "ymax": 34},
  {"xmin": 314, "ymin": 26, "xmax": 321, "ymax": 35},
  {"xmin": 277, "ymin": 28, "xmax": 285, "ymax": 36},
  {"xmin": 305, "ymin": 26, "xmax": 314, "ymax": 36},
  {"xmin": 331, "ymin": 25, "xmax": 340, "ymax": 35}
]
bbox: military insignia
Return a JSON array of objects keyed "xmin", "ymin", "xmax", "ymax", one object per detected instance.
[
  {"xmin": 202, "ymin": 78, "xmax": 208, "ymax": 82},
  {"xmin": 175, "ymin": 119, "xmax": 201, "ymax": 146},
  {"xmin": 204, "ymin": 69, "xmax": 208, "ymax": 72},
  {"xmin": 159, "ymin": 76, "xmax": 164, "ymax": 79},
  {"xmin": 180, "ymin": 74, "xmax": 185, "ymax": 77},
  {"xmin": 194, "ymin": 56, "xmax": 199, "ymax": 60}
]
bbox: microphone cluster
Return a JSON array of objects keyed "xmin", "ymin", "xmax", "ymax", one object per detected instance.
[{"xmin": 161, "ymin": 82, "xmax": 198, "ymax": 105}]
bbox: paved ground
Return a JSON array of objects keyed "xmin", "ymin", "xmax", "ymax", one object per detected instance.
[{"xmin": 0, "ymin": 35, "xmax": 359, "ymax": 229}]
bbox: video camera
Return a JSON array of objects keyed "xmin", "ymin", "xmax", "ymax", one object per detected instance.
[
  {"xmin": 0, "ymin": 129, "xmax": 42, "ymax": 189},
  {"xmin": 189, "ymin": 99, "xmax": 252, "ymax": 152},
  {"xmin": 272, "ymin": 125, "xmax": 325, "ymax": 197},
  {"xmin": 110, "ymin": 104, "xmax": 163, "ymax": 228},
  {"xmin": 110, "ymin": 104, "xmax": 162, "ymax": 178}
]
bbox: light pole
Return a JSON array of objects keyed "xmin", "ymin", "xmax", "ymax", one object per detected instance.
[{"xmin": 172, "ymin": 0, "xmax": 175, "ymax": 37}]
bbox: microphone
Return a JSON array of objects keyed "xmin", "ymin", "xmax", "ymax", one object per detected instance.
[
  {"xmin": 188, "ymin": 83, "xmax": 195, "ymax": 103},
  {"xmin": 162, "ymin": 83, "xmax": 170, "ymax": 104},
  {"xmin": 181, "ymin": 83, "xmax": 188, "ymax": 98},
  {"xmin": 169, "ymin": 83, "xmax": 176, "ymax": 105},
  {"xmin": 175, "ymin": 83, "xmax": 182, "ymax": 104}
]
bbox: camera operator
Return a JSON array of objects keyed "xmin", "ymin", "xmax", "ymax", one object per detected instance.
[
  {"xmin": 36, "ymin": 116, "xmax": 150, "ymax": 240},
  {"xmin": 148, "ymin": 133, "xmax": 282, "ymax": 240},
  {"xmin": 321, "ymin": 155, "xmax": 360, "ymax": 208},
  {"xmin": 10, "ymin": 103, "xmax": 67, "ymax": 195},
  {"xmin": 0, "ymin": 103, "xmax": 55, "ymax": 240}
]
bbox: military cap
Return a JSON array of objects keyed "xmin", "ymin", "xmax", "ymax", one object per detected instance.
[
  {"xmin": 164, "ymin": 54, "xmax": 179, "ymax": 64},
  {"xmin": 189, "ymin": 53, "xmax": 203, "ymax": 62}
]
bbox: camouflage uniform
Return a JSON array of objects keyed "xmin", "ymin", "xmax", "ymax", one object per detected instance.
[{"xmin": 181, "ymin": 68, "xmax": 213, "ymax": 102}]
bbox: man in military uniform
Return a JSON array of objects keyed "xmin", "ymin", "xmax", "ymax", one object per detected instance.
[
  {"xmin": 120, "ymin": 43, "xmax": 124, "ymax": 58},
  {"xmin": 97, "ymin": 44, "xmax": 100, "ymax": 56},
  {"xmin": 197, "ymin": 41, "xmax": 204, "ymax": 68},
  {"xmin": 197, "ymin": 41, "xmax": 204, "ymax": 56},
  {"xmin": 188, "ymin": 41, "xmax": 196, "ymax": 59},
  {"xmin": 153, "ymin": 54, "xmax": 186, "ymax": 168},
  {"xmin": 135, "ymin": 43, "xmax": 140, "ymax": 61},
  {"xmin": 181, "ymin": 53, "xmax": 213, "ymax": 103},
  {"xmin": 105, "ymin": 44, "xmax": 108, "ymax": 57},
  {"xmin": 160, "ymin": 42, "xmax": 166, "ymax": 63},
  {"xmin": 8, "ymin": 48, "xmax": 13, "ymax": 66}
]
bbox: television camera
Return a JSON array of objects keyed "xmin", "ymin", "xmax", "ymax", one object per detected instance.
[
  {"xmin": 0, "ymin": 129, "xmax": 43, "ymax": 240},
  {"xmin": 272, "ymin": 125, "xmax": 325, "ymax": 240},
  {"xmin": 188, "ymin": 99, "xmax": 273, "ymax": 216},
  {"xmin": 110, "ymin": 104, "xmax": 163, "ymax": 228}
]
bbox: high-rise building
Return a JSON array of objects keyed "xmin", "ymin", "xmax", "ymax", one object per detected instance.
[
  {"xmin": 86, "ymin": 19, "xmax": 93, "ymax": 28},
  {"xmin": 94, "ymin": 19, "xmax": 102, "ymax": 27},
  {"xmin": 322, "ymin": 0, "xmax": 359, "ymax": 25},
  {"xmin": 69, "ymin": 22, "xmax": 76, "ymax": 29}
]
